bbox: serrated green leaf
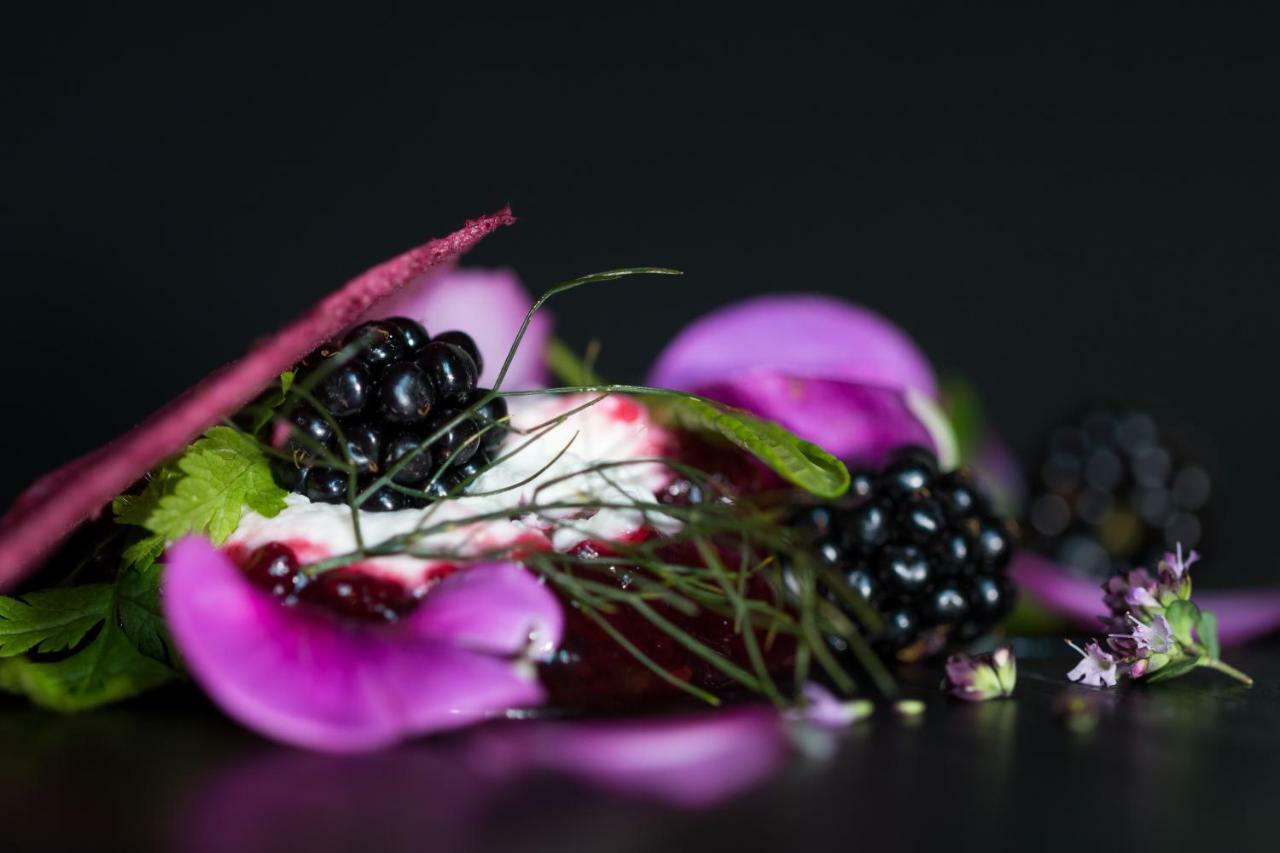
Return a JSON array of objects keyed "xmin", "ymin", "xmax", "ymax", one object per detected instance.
[
  {"xmin": 112, "ymin": 466, "xmax": 181, "ymax": 527},
  {"xmin": 1165, "ymin": 599, "xmax": 1201, "ymax": 648},
  {"xmin": 144, "ymin": 426, "xmax": 287, "ymax": 544},
  {"xmin": 120, "ymin": 534, "xmax": 165, "ymax": 572},
  {"xmin": 117, "ymin": 564, "xmax": 170, "ymax": 663},
  {"xmin": 0, "ymin": 586, "xmax": 112, "ymax": 657},
  {"xmin": 249, "ymin": 371, "xmax": 296, "ymax": 433},
  {"xmin": 1198, "ymin": 611, "xmax": 1221, "ymax": 660},
  {"xmin": 661, "ymin": 397, "xmax": 850, "ymax": 498},
  {"xmin": 0, "ymin": 623, "xmax": 173, "ymax": 712},
  {"xmin": 1144, "ymin": 655, "xmax": 1199, "ymax": 684}
]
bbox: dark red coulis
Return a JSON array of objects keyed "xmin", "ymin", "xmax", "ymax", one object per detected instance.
[{"xmin": 231, "ymin": 542, "xmax": 423, "ymax": 623}]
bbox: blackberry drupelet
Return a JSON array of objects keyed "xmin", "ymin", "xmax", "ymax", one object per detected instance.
[
  {"xmin": 267, "ymin": 317, "xmax": 509, "ymax": 511},
  {"xmin": 1023, "ymin": 405, "xmax": 1213, "ymax": 580},
  {"xmin": 793, "ymin": 446, "xmax": 1017, "ymax": 655}
]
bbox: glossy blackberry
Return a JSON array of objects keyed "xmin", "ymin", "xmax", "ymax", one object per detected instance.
[
  {"xmin": 791, "ymin": 445, "xmax": 1017, "ymax": 656},
  {"xmin": 1023, "ymin": 405, "xmax": 1214, "ymax": 580},
  {"xmin": 432, "ymin": 330, "xmax": 483, "ymax": 374},
  {"xmin": 265, "ymin": 316, "xmax": 502, "ymax": 511},
  {"xmin": 378, "ymin": 361, "xmax": 435, "ymax": 424},
  {"xmin": 419, "ymin": 341, "xmax": 479, "ymax": 404}
]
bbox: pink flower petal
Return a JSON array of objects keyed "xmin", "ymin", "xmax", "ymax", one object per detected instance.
[
  {"xmin": 513, "ymin": 709, "xmax": 787, "ymax": 807},
  {"xmin": 649, "ymin": 294, "xmax": 937, "ymax": 397},
  {"xmin": 408, "ymin": 561, "xmax": 563, "ymax": 660},
  {"xmin": 163, "ymin": 537, "xmax": 555, "ymax": 752},
  {"xmin": 0, "ymin": 210, "xmax": 515, "ymax": 591},
  {"xmin": 369, "ymin": 267, "xmax": 550, "ymax": 390},
  {"xmin": 699, "ymin": 372, "xmax": 936, "ymax": 464},
  {"xmin": 1012, "ymin": 550, "xmax": 1280, "ymax": 647}
]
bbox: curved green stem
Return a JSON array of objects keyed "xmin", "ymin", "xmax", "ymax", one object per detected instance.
[{"xmin": 1195, "ymin": 656, "xmax": 1254, "ymax": 687}]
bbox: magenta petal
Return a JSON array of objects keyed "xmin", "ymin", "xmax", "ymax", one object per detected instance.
[
  {"xmin": 1010, "ymin": 551, "xmax": 1280, "ymax": 647},
  {"xmin": 163, "ymin": 537, "xmax": 549, "ymax": 752},
  {"xmin": 520, "ymin": 709, "xmax": 788, "ymax": 807},
  {"xmin": 370, "ymin": 267, "xmax": 550, "ymax": 390},
  {"xmin": 1188, "ymin": 589, "xmax": 1280, "ymax": 646},
  {"xmin": 700, "ymin": 372, "xmax": 935, "ymax": 464},
  {"xmin": 408, "ymin": 563, "xmax": 563, "ymax": 659},
  {"xmin": 649, "ymin": 294, "xmax": 937, "ymax": 397}
]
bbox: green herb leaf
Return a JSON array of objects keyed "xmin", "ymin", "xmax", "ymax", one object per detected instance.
[
  {"xmin": 112, "ymin": 466, "xmax": 181, "ymax": 528},
  {"xmin": 1144, "ymin": 656, "xmax": 1199, "ymax": 684},
  {"xmin": 0, "ymin": 623, "xmax": 173, "ymax": 712},
  {"xmin": 143, "ymin": 426, "xmax": 287, "ymax": 544},
  {"xmin": 117, "ymin": 563, "xmax": 170, "ymax": 663},
  {"xmin": 661, "ymin": 397, "xmax": 851, "ymax": 498},
  {"xmin": 0, "ymin": 586, "xmax": 113, "ymax": 657},
  {"xmin": 1165, "ymin": 599, "xmax": 1202, "ymax": 648},
  {"xmin": 546, "ymin": 338, "xmax": 604, "ymax": 386},
  {"xmin": 248, "ymin": 371, "xmax": 295, "ymax": 433},
  {"xmin": 1198, "ymin": 610, "xmax": 1221, "ymax": 660}
]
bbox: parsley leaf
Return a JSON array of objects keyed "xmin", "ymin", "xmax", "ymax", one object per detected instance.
[
  {"xmin": 0, "ymin": 556, "xmax": 178, "ymax": 709},
  {"xmin": 117, "ymin": 563, "xmax": 170, "ymax": 662},
  {"xmin": 0, "ymin": 586, "xmax": 113, "ymax": 657},
  {"xmin": 142, "ymin": 426, "xmax": 287, "ymax": 545},
  {"xmin": 0, "ymin": 623, "xmax": 173, "ymax": 712}
]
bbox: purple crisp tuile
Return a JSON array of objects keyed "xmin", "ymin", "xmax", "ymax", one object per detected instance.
[
  {"xmin": 0, "ymin": 209, "xmax": 515, "ymax": 591},
  {"xmin": 162, "ymin": 537, "xmax": 560, "ymax": 752}
]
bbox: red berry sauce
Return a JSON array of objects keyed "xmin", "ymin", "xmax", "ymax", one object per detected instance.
[
  {"xmin": 538, "ymin": 538, "xmax": 795, "ymax": 711},
  {"xmin": 230, "ymin": 542, "xmax": 423, "ymax": 623}
]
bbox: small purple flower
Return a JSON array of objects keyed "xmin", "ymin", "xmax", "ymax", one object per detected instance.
[
  {"xmin": 1123, "ymin": 613, "xmax": 1175, "ymax": 655},
  {"xmin": 1102, "ymin": 568, "xmax": 1159, "ymax": 617},
  {"xmin": 943, "ymin": 647, "xmax": 1017, "ymax": 701},
  {"xmin": 1157, "ymin": 543, "xmax": 1200, "ymax": 589},
  {"xmin": 1066, "ymin": 639, "xmax": 1119, "ymax": 688}
]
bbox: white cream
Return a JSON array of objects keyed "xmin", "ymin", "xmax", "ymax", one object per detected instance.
[{"xmin": 227, "ymin": 394, "xmax": 678, "ymax": 587}]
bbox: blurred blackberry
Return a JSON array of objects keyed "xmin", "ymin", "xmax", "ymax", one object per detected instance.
[
  {"xmin": 1023, "ymin": 405, "xmax": 1213, "ymax": 580},
  {"xmin": 791, "ymin": 446, "xmax": 1017, "ymax": 656}
]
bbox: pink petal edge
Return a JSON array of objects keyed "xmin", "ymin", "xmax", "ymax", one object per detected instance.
[
  {"xmin": 699, "ymin": 372, "xmax": 936, "ymax": 464},
  {"xmin": 163, "ymin": 537, "xmax": 558, "ymax": 752},
  {"xmin": 0, "ymin": 209, "xmax": 515, "ymax": 591},
  {"xmin": 649, "ymin": 293, "xmax": 937, "ymax": 398},
  {"xmin": 369, "ymin": 267, "xmax": 550, "ymax": 390},
  {"xmin": 1011, "ymin": 550, "xmax": 1280, "ymax": 647}
]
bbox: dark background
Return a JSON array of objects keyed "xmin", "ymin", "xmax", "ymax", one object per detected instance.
[
  {"xmin": 4, "ymin": 10, "xmax": 1280, "ymax": 853},
  {"xmin": 3, "ymin": 8, "xmax": 1276, "ymax": 585}
]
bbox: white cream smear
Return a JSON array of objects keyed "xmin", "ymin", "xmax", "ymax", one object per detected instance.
[{"xmin": 227, "ymin": 394, "xmax": 679, "ymax": 587}]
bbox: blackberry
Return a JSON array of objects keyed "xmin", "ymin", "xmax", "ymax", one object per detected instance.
[
  {"xmin": 791, "ymin": 446, "xmax": 1017, "ymax": 655},
  {"xmin": 419, "ymin": 341, "xmax": 479, "ymax": 404},
  {"xmin": 1023, "ymin": 405, "xmax": 1213, "ymax": 580},
  {"xmin": 265, "ymin": 316, "xmax": 506, "ymax": 511},
  {"xmin": 432, "ymin": 330, "xmax": 483, "ymax": 375}
]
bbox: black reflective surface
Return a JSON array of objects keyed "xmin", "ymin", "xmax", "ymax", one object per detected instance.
[{"xmin": 3, "ymin": 643, "xmax": 1275, "ymax": 853}]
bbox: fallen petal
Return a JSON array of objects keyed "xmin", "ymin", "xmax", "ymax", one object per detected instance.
[
  {"xmin": 518, "ymin": 709, "xmax": 788, "ymax": 807},
  {"xmin": 1012, "ymin": 551, "xmax": 1280, "ymax": 647},
  {"xmin": 163, "ymin": 537, "xmax": 549, "ymax": 752}
]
